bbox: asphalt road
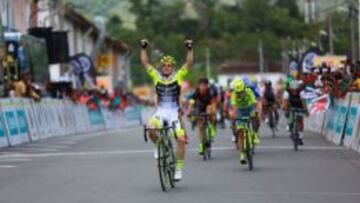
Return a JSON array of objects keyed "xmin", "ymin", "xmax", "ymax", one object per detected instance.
[{"xmin": 0, "ymin": 118, "xmax": 359, "ymax": 203}]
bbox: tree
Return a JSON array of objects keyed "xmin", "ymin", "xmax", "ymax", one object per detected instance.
[
  {"xmin": 275, "ymin": 0, "xmax": 301, "ymax": 19},
  {"xmin": 99, "ymin": 0, "xmax": 342, "ymax": 86}
]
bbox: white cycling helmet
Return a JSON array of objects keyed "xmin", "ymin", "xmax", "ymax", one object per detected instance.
[{"xmin": 289, "ymin": 80, "xmax": 300, "ymax": 90}]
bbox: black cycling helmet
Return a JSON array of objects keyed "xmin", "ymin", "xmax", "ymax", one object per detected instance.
[
  {"xmin": 198, "ymin": 78, "xmax": 209, "ymax": 85},
  {"xmin": 265, "ymin": 80, "xmax": 272, "ymax": 86}
]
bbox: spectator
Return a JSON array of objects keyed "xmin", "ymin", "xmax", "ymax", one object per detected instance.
[{"xmin": 13, "ymin": 75, "xmax": 26, "ymax": 97}]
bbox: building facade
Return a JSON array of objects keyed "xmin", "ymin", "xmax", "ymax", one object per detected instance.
[{"xmin": 0, "ymin": 0, "xmax": 129, "ymax": 91}]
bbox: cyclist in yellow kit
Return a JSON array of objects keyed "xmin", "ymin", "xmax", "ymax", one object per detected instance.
[
  {"xmin": 140, "ymin": 39, "xmax": 194, "ymax": 181},
  {"xmin": 230, "ymin": 79, "xmax": 260, "ymax": 164}
]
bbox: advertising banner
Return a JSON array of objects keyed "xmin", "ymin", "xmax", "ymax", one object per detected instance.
[{"xmin": 312, "ymin": 55, "xmax": 346, "ymax": 69}]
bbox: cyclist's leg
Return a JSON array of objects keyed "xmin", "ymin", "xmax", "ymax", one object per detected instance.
[
  {"xmin": 209, "ymin": 108, "xmax": 217, "ymax": 138},
  {"xmin": 261, "ymin": 103, "xmax": 266, "ymax": 121},
  {"xmin": 148, "ymin": 111, "xmax": 163, "ymax": 144},
  {"xmin": 297, "ymin": 116, "xmax": 305, "ymax": 144},
  {"xmin": 251, "ymin": 112, "xmax": 260, "ymax": 144},
  {"xmin": 196, "ymin": 117, "xmax": 205, "ymax": 154},
  {"xmin": 169, "ymin": 110, "xmax": 186, "ymax": 179},
  {"xmin": 237, "ymin": 129, "xmax": 245, "ymax": 151},
  {"xmin": 237, "ymin": 128, "xmax": 246, "ymax": 164},
  {"xmin": 273, "ymin": 105, "xmax": 279, "ymax": 123}
]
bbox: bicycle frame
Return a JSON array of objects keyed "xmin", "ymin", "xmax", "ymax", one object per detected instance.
[
  {"xmin": 234, "ymin": 116, "xmax": 254, "ymax": 171},
  {"xmin": 195, "ymin": 113, "xmax": 213, "ymax": 160},
  {"xmin": 289, "ymin": 108, "xmax": 305, "ymax": 151}
]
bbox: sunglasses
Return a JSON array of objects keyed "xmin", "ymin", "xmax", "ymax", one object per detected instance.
[{"xmin": 162, "ymin": 63, "xmax": 174, "ymax": 68}]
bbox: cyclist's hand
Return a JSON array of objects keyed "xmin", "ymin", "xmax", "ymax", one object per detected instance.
[
  {"xmin": 185, "ymin": 39, "xmax": 193, "ymax": 50},
  {"xmin": 140, "ymin": 39, "xmax": 149, "ymax": 49},
  {"xmin": 229, "ymin": 111, "xmax": 236, "ymax": 120}
]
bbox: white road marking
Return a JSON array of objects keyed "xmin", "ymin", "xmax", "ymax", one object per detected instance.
[
  {"xmin": 223, "ymin": 191, "xmax": 360, "ymax": 197},
  {"xmin": 70, "ymin": 128, "xmax": 138, "ymax": 141},
  {"xmin": 13, "ymin": 148, "xmax": 60, "ymax": 152},
  {"xmin": 24, "ymin": 144, "xmax": 69, "ymax": 149},
  {"xmin": 0, "ymin": 165, "xmax": 16, "ymax": 168},
  {"xmin": 0, "ymin": 145, "xmax": 345, "ymax": 159},
  {"xmin": 53, "ymin": 141, "xmax": 77, "ymax": 145},
  {"xmin": 0, "ymin": 158, "xmax": 31, "ymax": 162},
  {"xmin": 212, "ymin": 146, "xmax": 345, "ymax": 151}
]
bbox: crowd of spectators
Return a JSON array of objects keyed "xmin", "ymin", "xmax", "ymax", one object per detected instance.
[
  {"xmin": 68, "ymin": 88, "xmax": 130, "ymax": 111},
  {"xmin": 5, "ymin": 73, "xmax": 41, "ymax": 101},
  {"xmin": 3, "ymin": 73, "xmax": 138, "ymax": 111},
  {"xmin": 300, "ymin": 58, "xmax": 360, "ymax": 98}
]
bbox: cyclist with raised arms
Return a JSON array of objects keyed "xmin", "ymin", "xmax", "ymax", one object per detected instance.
[
  {"xmin": 229, "ymin": 79, "xmax": 258, "ymax": 164},
  {"xmin": 188, "ymin": 78, "xmax": 217, "ymax": 155},
  {"xmin": 140, "ymin": 39, "xmax": 194, "ymax": 181}
]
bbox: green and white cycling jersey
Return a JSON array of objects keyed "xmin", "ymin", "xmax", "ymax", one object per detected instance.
[{"xmin": 146, "ymin": 64, "xmax": 189, "ymax": 109}]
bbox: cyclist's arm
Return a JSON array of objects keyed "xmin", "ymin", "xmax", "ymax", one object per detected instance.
[
  {"xmin": 140, "ymin": 48, "xmax": 151, "ymax": 69},
  {"xmin": 282, "ymin": 91, "xmax": 289, "ymax": 111},
  {"xmin": 247, "ymin": 88, "xmax": 257, "ymax": 106},
  {"xmin": 188, "ymin": 99, "xmax": 195, "ymax": 115},
  {"xmin": 229, "ymin": 93, "xmax": 237, "ymax": 119},
  {"xmin": 207, "ymin": 98, "xmax": 217, "ymax": 115},
  {"xmin": 184, "ymin": 48, "xmax": 194, "ymax": 70}
]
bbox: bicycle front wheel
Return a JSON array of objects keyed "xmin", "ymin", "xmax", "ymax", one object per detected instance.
[
  {"xmin": 157, "ymin": 140, "xmax": 172, "ymax": 191},
  {"xmin": 293, "ymin": 131, "xmax": 299, "ymax": 151},
  {"xmin": 245, "ymin": 131, "xmax": 253, "ymax": 171},
  {"xmin": 269, "ymin": 112, "xmax": 276, "ymax": 138},
  {"xmin": 165, "ymin": 137, "xmax": 176, "ymax": 188}
]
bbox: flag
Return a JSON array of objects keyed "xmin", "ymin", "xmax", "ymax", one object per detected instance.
[{"xmin": 304, "ymin": 87, "xmax": 332, "ymax": 114}]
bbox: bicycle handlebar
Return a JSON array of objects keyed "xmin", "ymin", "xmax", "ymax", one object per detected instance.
[
  {"xmin": 289, "ymin": 108, "xmax": 306, "ymax": 116},
  {"xmin": 234, "ymin": 117, "xmax": 252, "ymax": 123},
  {"xmin": 143, "ymin": 123, "xmax": 178, "ymax": 142},
  {"xmin": 193, "ymin": 113, "xmax": 210, "ymax": 118}
]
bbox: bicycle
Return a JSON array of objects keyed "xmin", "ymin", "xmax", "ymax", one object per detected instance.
[
  {"xmin": 234, "ymin": 116, "xmax": 255, "ymax": 171},
  {"xmin": 194, "ymin": 113, "xmax": 213, "ymax": 161},
  {"xmin": 144, "ymin": 121, "xmax": 177, "ymax": 192},
  {"xmin": 288, "ymin": 108, "xmax": 305, "ymax": 151},
  {"xmin": 267, "ymin": 106, "xmax": 277, "ymax": 138}
]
